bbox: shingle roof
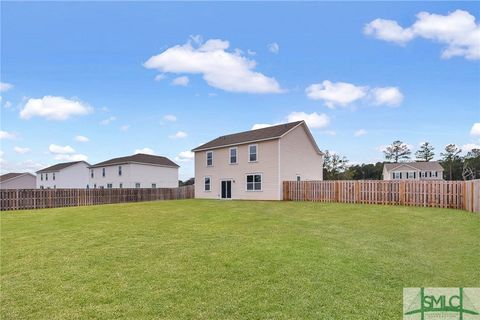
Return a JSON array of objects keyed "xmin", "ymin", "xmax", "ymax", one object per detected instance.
[
  {"xmin": 0, "ymin": 172, "xmax": 33, "ymax": 182},
  {"xmin": 384, "ymin": 161, "xmax": 444, "ymax": 172},
  {"xmin": 89, "ymin": 153, "xmax": 179, "ymax": 168},
  {"xmin": 37, "ymin": 161, "xmax": 89, "ymax": 173},
  {"xmin": 192, "ymin": 121, "xmax": 305, "ymax": 152}
]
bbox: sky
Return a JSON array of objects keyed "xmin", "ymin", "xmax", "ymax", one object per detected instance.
[{"xmin": 1, "ymin": 1, "xmax": 479, "ymax": 180}]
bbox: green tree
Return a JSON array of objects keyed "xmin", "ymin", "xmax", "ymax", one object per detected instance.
[
  {"xmin": 463, "ymin": 149, "xmax": 480, "ymax": 180},
  {"xmin": 440, "ymin": 144, "xmax": 462, "ymax": 180},
  {"xmin": 323, "ymin": 150, "xmax": 349, "ymax": 180},
  {"xmin": 347, "ymin": 162, "xmax": 384, "ymax": 180},
  {"xmin": 415, "ymin": 142, "xmax": 435, "ymax": 162},
  {"xmin": 383, "ymin": 140, "xmax": 411, "ymax": 163}
]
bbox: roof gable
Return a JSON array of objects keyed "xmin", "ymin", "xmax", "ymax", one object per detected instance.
[
  {"xmin": 0, "ymin": 172, "xmax": 35, "ymax": 182},
  {"xmin": 37, "ymin": 161, "xmax": 90, "ymax": 173},
  {"xmin": 192, "ymin": 121, "xmax": 305, "ymax": 152},
  {"xmin": 384, "ymin": 161, "xmax": 444, "ymax": 172},
  {"xmin": 89, "ymin": 153, "xmax": 179, "ymax": 168}
]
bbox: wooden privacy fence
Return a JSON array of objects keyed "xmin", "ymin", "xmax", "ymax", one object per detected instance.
[
  {"xmin": 0, "ymin": 185, "xmax": 194, "ymax": 211},
  {"xmin": 283, "ymin": 180, "xmax": 480, "ymax": 213}
]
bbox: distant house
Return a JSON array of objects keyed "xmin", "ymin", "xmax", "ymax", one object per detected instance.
[
  {"xmin": 88, "ymin": 153, "xmax": 179, "ymax": 189},
  {"xmin": 192, "ymin": 121, "xmax": 324, "ymax": 200},
  {"xmin": 0, "ymin": 172, "xmax": 36, "ymax": 189},
  {"xmin": 382, "ymin": 161, "xmax": 444, "ymax": 180},
  {"xmin": 36, "ymin": 161, "xmax": 91, "ymax": 189}
]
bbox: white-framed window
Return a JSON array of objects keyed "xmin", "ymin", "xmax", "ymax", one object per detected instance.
[
  {"xmin": 40, "ymin": 186, "xmax": 44, "ymax": 189},
  {"xmin": 102, "ymin": 168, "xmax": 106, "ymax": 177},
  {"xmin": 420, "ymin": 172, "xmax": 426, "ymax": 178},
  {"xmin": 91, "ymin": 169, "xmax": 94, "ymax": 178},
  {"xmin": 119, "ymin": 183, "xmax": 123, "ymax": 188},
  {"xmin": 41, "ymin": 173, "xmax": 43, "ymax": 181},
  {"xmin": 248, "ymin": 144, "xmax": 258, "ymax": 162},
  {"xmin": 434, "ymin": 171, "xmax": 438, "ymax": 178},
  {"xmin": 86, "ymin": 185, "xmax": 89, "ymax": 189},
  {"xmin": 206, "ymin": 151, "xmax": 213, "ymax": 166},
  {"xmin": 94, "ymin": 184, "xmax": 97, "ymax": 189},
  {"xmin": 46, "ymin": 173, "xmax": 48, "ymax": 181},
  {"xmin": 118, "ymin": 166, "xmax": 122, "ymax": 176},
  {"xmin": 246, "ymin": 173, "xmax": 262, "ymax": 191},
  {"xmin": 407, "ymin": 172, "xmax": 415, "ymax": 179},
  {"xmin": 204, "ymin": 177, "xmax": 211, "ymax": 191},
  {"xmin": 107, "ymin": 183, "xmax": 113, "ymax": 189},
  {"xmin": 135, "ymin": 183, "xmax": 141, "ymax": 188},
  {"xmin": 229, "ymin": 147, "xmax": 237, "ymax": 164},
  {"xmin": 393, "ymin": 172, "xmax": 401, "ymax": 179},
  {"xmin": 151, "ymin": 183, "xmax": 156, "ymax": 188},
  {"xmin": 53, "ymin": 173, "xmax": 56, "ymax": 181},
  {"xmin": 296, "ymin": 175, "xmax": 301, "ymax": 182}
]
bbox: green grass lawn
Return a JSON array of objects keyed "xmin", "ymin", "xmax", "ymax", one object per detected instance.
[{"xmin": 1, "ymin": 200, "xmax": 479, "ymax": 319}]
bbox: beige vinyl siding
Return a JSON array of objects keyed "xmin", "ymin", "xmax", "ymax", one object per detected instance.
[
  {"xmin": 280, "ymin": 125, "xmax": 323, "ymax": 183},
  {"xmin": 195, "ymin": 139, "xmax": 280, "ymax": 200},
  {"xmin": 383, "ymin": 163, "xmax": 444, "ymax": 180}
]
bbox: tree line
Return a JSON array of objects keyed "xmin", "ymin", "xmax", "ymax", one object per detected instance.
[{"xmin": 323, "ymin": 141, "xmax": 480, "ymax": 181}]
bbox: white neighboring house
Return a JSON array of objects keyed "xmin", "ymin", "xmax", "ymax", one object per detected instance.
[
  {"xmin": 383, "ymin": 161, "xmax": 444, "ymax": 180},
  {"xmin": 0, "ymin": 173, "xmax": 36, "ymax": 189},
  {"xmin": 192, "ymin": 121, "xmax": 324, "ymax": 200},
  {"xmin": 36, "ymin": 161, "xmax": 91, "ymax": 189},
  {"xmin": 88, "ymin": 153, "xmax": 179, "ymax": 189}
]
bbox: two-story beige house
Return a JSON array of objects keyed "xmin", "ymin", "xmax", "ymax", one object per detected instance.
[
  {"xmin": 192, "ymin": 121, "xmax": 324, "ymax": 200},
  {"xmin": 382, "ymin": 161, "xmax": 444, "ymax": 180}
]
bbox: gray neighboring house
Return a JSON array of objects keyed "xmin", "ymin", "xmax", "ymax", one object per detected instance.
[
  {"xmin": 37, "ymin": 161, "xmax": 91, "ymax": 189},
  {"xmin": 383, "ymin": 161, "xmax": 444, "ymax": 180},
  {"xmin": 0, "ymin": 172, "xmax": 36, "ymax": 189},
  {"xmin": 88, "ymin": 153, "xmax": 179, "ymax": 189}
]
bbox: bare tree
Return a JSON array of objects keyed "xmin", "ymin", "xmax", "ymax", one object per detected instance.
[
  {"xmin": 384, "ymin": 140, "xmax": 411, "ymax": 163},
  {"xmin": 415, "ymin": 142, "xmax": 435, "ymax": 162}
]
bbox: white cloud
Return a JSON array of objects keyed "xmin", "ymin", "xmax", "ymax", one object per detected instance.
[
  {"xmin": 169, "ymin": 131, "xmax": 188, "ymax": 139},
  {"xmin": 371, "ymin": 87, "xmax": 404, "ymax": 106},
  {"xmin": 175, "ymin": 150, "xmax": 194, "ymax": 162},
  {"xmin": 171, "ymin": 76, "xmax": 189, "ymax": 86},
  {"xmin": 100, "ymin": 116, "xmax": 116, "ymax": 125},
  {"xmin": 120, "ymin": 125, "xmax": 130, "ymax": 132},
  {"xmin": 144, "ymin": 38, "xmax": 283, "ymax": 93},
  {"xmin": 54, "ymin": 154, "xmax": 88, "ymax": 162},
  {"xmin": 0, "ymin": 130, "xmax": 16, "ymax": 140},
  {"xmin": 20, "ymin": 96, "xmax": 92, "ymax": 120},
  {"xmin": 462, "ymin": 143, "xmax": 480, "ymax": 152},
  {"xmin": 364, "ymin": 10, "xmax": 480, "ymax": 60},
  {"xmin": 470, "ymin": 123, "xmax": 480, "ymax": 136},
  {"xmin": 251, "ymin": 123, "xmax": 273, "ymax": 130},
  {"xmin": 14, "ymin": 146, "xmax": 30, "ymax": 154},
  {"xmin": 286, "ymin": 111, "xmax": 330, "ymax": 129},
  {"xmin": 364, "ymin": 19, "xmax": 415, "ymax": 44},
  {"xmin": 306, "ymin": 81, "xmax": 367, "ymax": 108},
  {"xmin": 306, "ymin": 80, "xmax": 404, "ymax": 108},
  {"xmin": 0, "ymin": 82, "xmax": 13, "ymax": 92},
  {"xmin": 4, "ymin": 101, "xmax": 12, "ymax": 109},
  {"xmin": 49, "ymin": 144, "xmax": 75, "ymax": 154},
  {"xmin": 0, "ymin": 158, "xmax": 45, "ymax": 174},
  {"xmin": 75, "ymin": 135, "xmax": 89, "ymax": 142},
  {"xmin": 134, "ymin": 147, "xmax": 155, "ymax": 155},
  {"xmin": 354, "ymin": 129, "xmax": 368, "ymax": 137},
  {"xmin": 322, "ymin": 130, "xmax": 337, "ymax": 136},
  {"xmin": 268, "ymin": 42, "xmax": 280, "ymax": 54},
  {"xmin": 163, "ymin": 114, "xmax": 177, "ymax": 122},
  {"xmin": 154, "ymin": 74, "xmax": 166, "ymax": 81}
]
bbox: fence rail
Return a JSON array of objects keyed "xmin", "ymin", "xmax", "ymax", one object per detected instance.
[
  {"xmin": 0, "ymin": 185, "xmax": 194, "ymax": 211},
  {"xmin": 283, "ymin": 180, "xmax": 480, "ymax": 213}
]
